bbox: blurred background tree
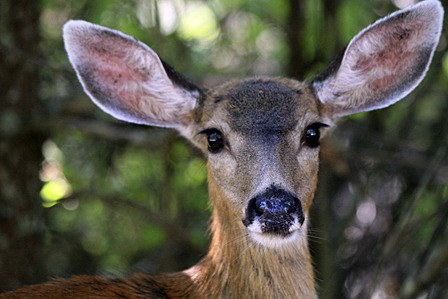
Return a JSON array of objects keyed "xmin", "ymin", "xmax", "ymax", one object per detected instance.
[{"xmin": 0, "ymin": 0, "xmax": 447, "ymax": 298}]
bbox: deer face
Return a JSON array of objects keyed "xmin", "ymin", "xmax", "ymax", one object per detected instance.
[{"xmin": 186, "ymin": 78, "xmax": 324, "ymax": 248}]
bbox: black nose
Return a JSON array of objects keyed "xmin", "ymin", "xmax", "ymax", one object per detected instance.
[
  {"xmin": 253, "ymin": 193, "xmax": 297, "ymax": 216},
  {"xmin": 243, "ymin": 186, "xmax": 304, "ymax": 235}
]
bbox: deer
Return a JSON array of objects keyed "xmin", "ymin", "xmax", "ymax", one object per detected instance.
[{"xmin": 1, "ymin": 1, "xmax": 443, "ymax": 298}]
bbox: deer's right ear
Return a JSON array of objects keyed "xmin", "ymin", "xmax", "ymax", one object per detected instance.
[
  {"xmin": 312, "ymin": 0, "xmax": 443, "ymax": 121},
  {"xmin": 63, "ymin": 20, "xmax": 202, "ymax": 128}
]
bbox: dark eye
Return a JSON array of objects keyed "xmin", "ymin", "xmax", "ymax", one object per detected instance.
[
  {"xmin": 303, "ymin": 123, "xmax": 328, "ymax": 148},
  {"xmin": 201, "ymin": 128, "xmax": 225, "ymax": 154}
]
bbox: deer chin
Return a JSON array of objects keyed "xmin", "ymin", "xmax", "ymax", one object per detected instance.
[{"xmin": 246, "ymin": 217, "xmax": 307, "ymax": 249}]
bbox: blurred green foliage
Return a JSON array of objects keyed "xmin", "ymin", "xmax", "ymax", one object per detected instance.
[{"xmin": 1, "ymin": 0, "xmax": 448, "ymax": 298}]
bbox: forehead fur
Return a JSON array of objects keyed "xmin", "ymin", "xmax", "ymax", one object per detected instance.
[{"xmin": 203, "ymin": 78, "xmax": 317, "ymax": 134}]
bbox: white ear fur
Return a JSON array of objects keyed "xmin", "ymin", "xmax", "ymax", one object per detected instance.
[
  {"xmin": 63, "ymin": 20, "xmax": 199, "ymax": 128},
  {"xmin": 313, "ymin": 0, "xmax": 443, "ymax": 120}
]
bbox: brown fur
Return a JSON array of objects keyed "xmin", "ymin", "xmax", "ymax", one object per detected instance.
[
  {"xmin": 0, "ymin": 273, "xmax": 196, "ymax": 299},
  {"xmin": 2, "ymin": 2, "xmax": 442, "ymax": 297}
]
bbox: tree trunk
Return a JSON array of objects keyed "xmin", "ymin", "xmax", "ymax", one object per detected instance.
[{"xmin": 0, "ymin": 0, "xmax": 47, "ymax": 290}]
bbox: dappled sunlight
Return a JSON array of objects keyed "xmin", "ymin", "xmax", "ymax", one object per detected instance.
[
  {"xmin": 178, "ymin": 2, "xmax": 220, "ymax": 44},
  {"xmin": 157, "ymin": 0, "xmax": 178, "ymax": 35},
  {"xmin": 393, "ymin": 0, "xmax": 417, "ymax": 9},
  {"xmin": 356, "ymin": 200, "xmax": 377, "ymax": 227},
  {"xmin": 136, "ymin": 0, "xmax": 220, "ymax": 45},
  {"xmin": 40, "ymin": 179, "xmax": 73, "ymax": 207},
  {"xmin": 40, "ymin": 140, "xmax": 73, "ymax": 208}
]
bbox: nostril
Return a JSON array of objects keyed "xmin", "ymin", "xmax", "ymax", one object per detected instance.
[
  {"xmin": 255, "ymin": 196, "xmax": 297, "ymax": 215},
  {"xmin": 254, "ymin": 198, "xmax": 267, "ymax": 216},
  {"xmin": 284, "ymin": 200, "xmax": 295, "ymax": 213}
]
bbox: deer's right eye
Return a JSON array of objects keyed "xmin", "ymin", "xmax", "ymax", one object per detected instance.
[{"xmin": 201, "ymin": 129, "xmax": 225, "ymax": 154}]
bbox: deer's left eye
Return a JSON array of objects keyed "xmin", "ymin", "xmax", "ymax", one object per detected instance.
[
  {"xmin": 201, "ymin": 128, "xmax": 225, "ymax": 154},
  {"xmin": 303, "ymin": 123, "xmax": 329, "ymax": 148}
]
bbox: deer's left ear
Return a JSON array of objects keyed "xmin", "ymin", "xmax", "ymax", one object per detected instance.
[{"xmin": 312, "ymin": 0, "xmax": 443, "ymax": 121}]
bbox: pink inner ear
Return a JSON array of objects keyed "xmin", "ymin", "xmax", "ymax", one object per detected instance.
[
  {"xmin": 351, "ymin": 20, "xmax": 425, "ymax": 91},
  {"xmin": 82, "ymin": 34, "xmax": 150, "ymax": 114},
  {"xmin": 87, "ymin": 33, "xmax": 148, "ymax": 83}
]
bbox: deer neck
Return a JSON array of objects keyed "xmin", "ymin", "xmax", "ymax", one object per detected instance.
[{"xmin": 184, "ymin": 180, "xmax": 316, "ymax": 298}]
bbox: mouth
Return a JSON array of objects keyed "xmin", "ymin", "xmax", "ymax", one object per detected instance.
[{"xmin": 246, "ymin": 220, "xmax": 306, "ymax": 248}]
